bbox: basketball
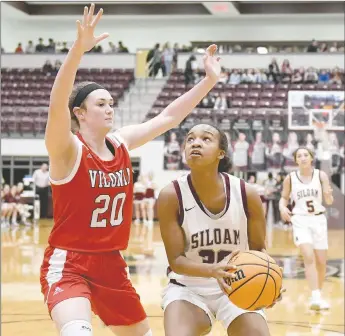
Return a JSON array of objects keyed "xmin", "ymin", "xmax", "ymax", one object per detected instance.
[{"xmin": 225, "ymin": 251, "xmax": 283, "ymax": 311}]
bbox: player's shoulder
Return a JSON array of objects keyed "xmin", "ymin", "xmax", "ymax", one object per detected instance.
[{"xmin": 107, "ymin": 131, "xmax": 129, "ymax": 151}]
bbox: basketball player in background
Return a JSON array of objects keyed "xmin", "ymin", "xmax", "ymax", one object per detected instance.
[
  {"xmin": 279, "ymin": 147, "xmax": 333, "ymax": 310},
  {"xmin": 158, "ymin": 124, "xmax": 283, "ymax": 336},
  {"xmin": 133, "ymin": 174, "xmax": 147, "ymax": 241},
  {"xmin": 39, "ymin": 4, "xmax": 221, "ymax": 336},
  {"xmin": 232, "ymin": 132, "xmax": 249, "ymax": 173}
]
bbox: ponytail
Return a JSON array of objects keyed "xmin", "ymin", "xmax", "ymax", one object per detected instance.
[{"xmin": 218, "ymin": 155, "xmax": 232, "ymax": 172}]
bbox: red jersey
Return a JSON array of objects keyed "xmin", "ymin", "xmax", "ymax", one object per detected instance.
[{"xmin": 48, "ymin": 132, "xmax": 133, "ymax": 253}]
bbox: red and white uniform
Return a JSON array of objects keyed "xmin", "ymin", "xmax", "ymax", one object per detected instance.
[{"xmin": 40, "ymin": 132, "xmax": 146, "ymax": 326}]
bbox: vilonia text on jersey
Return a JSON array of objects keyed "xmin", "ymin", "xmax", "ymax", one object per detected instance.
[{"xmin": 88, "ymin": 168, "xmax": 131, "ymax": 188}]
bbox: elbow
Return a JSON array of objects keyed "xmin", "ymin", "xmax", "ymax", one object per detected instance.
[{"xmin": 168, "ymin": 257, "xmax": 184, "ymax": 275}]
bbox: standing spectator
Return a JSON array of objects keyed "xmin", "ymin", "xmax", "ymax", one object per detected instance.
[
  {"xmin": 46, "ymin": 38, "xmax": 56, "ymax": 53},
  {"xmin": 35, "ymin": 38, "xmax": 45, "ymax": 52},
  {"xmin": 267, "ymin": 64, "xmax": 280, "ymax": 83},
  {"xmin": 172, "ymin": 43, "xmax": 179, "ymax": 72},
  {"xmin": 118, "ymin": 41, "xmax": 129, "ymax": 53},
  {"xmin": 319, "ymin": 43, "xmax": 328, "ymax": 52},
  {"xmin": 107, "ymin": 41, "xmax": 116, "ymax": 53},
  {"xmin": 25, "ymin": 40, "xmax": 35, "ymax": 53},
  {"xmin": 281, "ymin": 59, "xmax": 293, "ymax": 82},
  {"xmin": 60, "ymin": 41, "xmax": 69, "ymax": 53},
  {"xmin": 307, "ymin": 39, "xmax": 318, "ymax": 52},
  {"xmin": 250, "ymin": 132, "xmax": 267, "ymax": 171},
  {"xmin": 15, "ymin": 43, "xmax": 23, "ymax": 53},
  {"xmin": 184, "ymin": 55, "xmax": 196, "ymax": 85},
  {"xmin": 233, "ymin": 132, "xmax": 250, "ymax": 171},
  {"xmin": 162, "ymin": 42, "xmax": 174, "ymax": 76},
  {"xmin": 32, "ymin": 163, "xmax": 50, "ymax": 219},
  {"xmin": 146, "ymin": 43, "xmax": 160, "ymax": 77},
  {"xmin": 329, "ymin": 42, "xmax": 338, "ymax": 53}
]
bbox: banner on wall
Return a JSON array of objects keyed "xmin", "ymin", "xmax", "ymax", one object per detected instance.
[{"xmin": 288, "ymin": 90, "xmax": 344, "ymax": 131}]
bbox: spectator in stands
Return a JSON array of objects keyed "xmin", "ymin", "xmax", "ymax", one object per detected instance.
[
  {"xmin": 213, "ymin": 92, "xmax": 229, "ymax": 110},
  {"xmin": 254, "ymin": 69, "xmax": 267, "ymax": 83},
  {"xmin": 269, "ymin": 58, "xmax": 280, "ymax": 73},
  {"xmin": 281, "ymin": 59, "xmax": 293, "ymax": 82},
  {"xmin": 305, "ymin": 133, "xmax": 316, "ymax": 153},
  {"xmin": 46, "ymin": 38, "xmax": 56, "ymax": 53},
  {"xmin": 267, "ymin": 64, "xmax": 280, "ymax": 84},
  {"xmin": 25, "ymin": 40, "xmax": 35, "ymax": 53},
  {"xmin": 146, "ymin": 43, "xmax": 160, "ymax": 77},
  {"xmin": 54, "ymin": 60, "xmax": 62, "ymax": 72},
  {"xmin": 228, "ymin": 69, "xmax": 241, "ymax": 85},
  {"xmin": 118, "ymin": 41, "xmax": 129, "ymax": 53},
  {"xmin": 247, "ymin": 69, "xmax": 256, "ymax": 83},
  {"xmin": 250, "ymin": 131, "xmax": 267, "ymax": 171},
  {"xmin": 60, "ymin": 41, "xmax": 69, "ymax": 53},
  {"xmin": 240, "ymin": 69, "xmax": 251, "ymax": 83},
  {"xmin": 307, "ymin": 39, "xmax": 318, "ymax": 52},
  {"xmin": 291, "ymin": 68, "xmax": 304, "ymax": 83},
  {"xmin": 172, "ymin": 43, "xmax": 179, "ymax": 72},
  {"xmin": 233, "ymin": 132, "xmax": 249, "ymax": 171},
  {"xmin": 42, "ymin": 60, "xmax": 54, "ymax": 74},
  {"xmin": 319, "ymin": 43, "xmax": 328, "ymax": 52},
  {"xmin": 304, "ymin": 67, "xmax": 318, "ymax": 83},
  {"xmin": 162, "ymin": 42, "xmax": 174, "ymax": 76},
  {"xmin": 318, "ymin": 70, "xmax": 330, "ymax": 83},
  {"xmin": 32, "ymin": 163, "xmax": 50, "ymax": 219},
  {"xmin": 184, "ymin": 55, "xmax": 197, "ymax": 85},
  {"xmin": 330, "ymin": 67, "xmax": 343, "ymax": 84},
  {"xmin": 329, "ymin": 42, "xmax": 338, "ymax": 53},
  {"xmin": 151, "ymin": 46, "xmax": 165, "ymax": 78},
  {"xmin": 218, "ymin": 67, "xmax": 229, "ymax": 84},
  {"xmin": 198, "ymin": 94, "xmax": 215, "ymax": 108},
  {"xmin": 107, "ymin": 41, "xmax": 116, "ymax": 53},
  {"xmin": 15, "ymin": 43, "xmax": 23, "ymax": 54},
  {"xmin": 35, "ymin": 38, "xmax": 45, "ymax": 52}
]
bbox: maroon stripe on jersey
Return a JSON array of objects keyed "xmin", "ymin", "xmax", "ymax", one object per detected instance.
[
  {"xmin": 172, "ymin": 180, "xmax": 184, "ymax": 226},
  {"xmin": 187, "ymin": 173, "xmax": 230, "ymax": 219},
  {"xmin": 240, "ymin": 179, "xmax": 249, "ymax": 219}
]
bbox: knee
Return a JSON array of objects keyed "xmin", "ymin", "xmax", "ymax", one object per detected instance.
[
  {"xmin": 303, "ymin": 252, "xmax": 315, "ymax": 265},
  {"xmin": 60, "ymin": 320, "xmax": 93, "ymax": 336}
]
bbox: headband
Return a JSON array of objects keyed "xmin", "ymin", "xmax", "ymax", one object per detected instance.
[{"xmin": 72, "ymin": 83, "xmax": 105, "ymax": 109}]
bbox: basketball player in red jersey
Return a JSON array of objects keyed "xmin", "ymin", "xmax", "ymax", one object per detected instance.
[
  {"xmin": 39, "ymin": 4, "xmax": 221, "ymax": 336},
  {"xmin": 157, "ymin": 124, "xmax": 284, "ymax": 336}
]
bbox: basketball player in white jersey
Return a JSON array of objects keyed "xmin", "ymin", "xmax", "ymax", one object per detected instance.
[
  {"xmin": 157, "ymin": 124, "xmax": 283, "ymax": 336},
  {"xmin": 279, "ymin": 146, "xmax": 334, "ymax": 310}
]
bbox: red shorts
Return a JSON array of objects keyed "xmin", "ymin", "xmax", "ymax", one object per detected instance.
[{"xmin": 40, "ymin": 246, "xmax": 146, "ymax": 326}]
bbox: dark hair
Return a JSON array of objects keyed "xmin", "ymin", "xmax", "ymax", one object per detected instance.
[
  {"xmin": 293, "ymin": 146, "xmax": 314, "ymax": 162},
  {"xmin": 68, "ymin": 81, "xmax": 94, "ymax": 133},
  {"xmin": 187, "ymin": 123, "xmax": 232, "ymax": 173}
]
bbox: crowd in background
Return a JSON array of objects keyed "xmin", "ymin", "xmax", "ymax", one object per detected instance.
[{"xmin": 184, "ymin": 57, "xmax": 344, "ymax": 87}]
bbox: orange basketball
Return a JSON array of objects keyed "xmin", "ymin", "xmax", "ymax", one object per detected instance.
[{"xmin": 225, "ymin": 250, "xmax": 282, "ymax": 311}]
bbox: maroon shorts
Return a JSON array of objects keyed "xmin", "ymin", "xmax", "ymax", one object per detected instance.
[{"xmin": 40, "ymin": 246, "xmax": 146, "ymax": 326}]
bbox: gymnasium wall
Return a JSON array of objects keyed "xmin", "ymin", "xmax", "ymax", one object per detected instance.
[{"xmin": 1, "ymin": 6, "xmax": 344, "ymax": 52}]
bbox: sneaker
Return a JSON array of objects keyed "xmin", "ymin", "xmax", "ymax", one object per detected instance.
[{"xmin": 309, "ymin": 298, "xmax": 330, "ymax": 311}]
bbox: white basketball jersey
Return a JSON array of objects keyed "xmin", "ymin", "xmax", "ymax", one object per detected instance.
[
  {"xmin": 168, "ymin": 173, "xmax": 249, "ymax": 295},
  {"xmin": 133, "ymin": 182, "xmax": 146, "ymax": 194},
  {"xmin": 290, "ymin": 169, "xmax": 325, "ymax": 216}
]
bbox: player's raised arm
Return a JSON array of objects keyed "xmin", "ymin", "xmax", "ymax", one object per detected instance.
[
  {"xmin": 45, "ymin": 4, "xmax": 108, "ymax": 161},
  {"xmin": 245, "ymin": 182, "xmax": 267, "ymax": 251},
  {"xmin": 114, "ymin": 45, "xmax": 221, "ymax": 151},
  {"xmin": 157, "ymin": 183, "xmax": 236, "ymax": 285}
]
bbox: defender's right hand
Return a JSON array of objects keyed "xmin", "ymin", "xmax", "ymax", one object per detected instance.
[{"xmin": 75, "ymin": 3, "xmax": 109, "ymax": 53}]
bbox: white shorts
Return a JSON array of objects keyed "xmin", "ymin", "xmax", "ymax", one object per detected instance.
[
  {"xmin": 291, "ymin": 214, "xmax": 328, "ymax": 250},
  {"xmin": 145, "ymin": 198, "xmax": 155, "ymax": 207},
  {"xmin": 162, "ymin": 282, "xmax": 265, "ymax": 331}
]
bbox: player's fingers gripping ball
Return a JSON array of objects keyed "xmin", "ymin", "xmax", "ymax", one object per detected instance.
[{"xmin": 224, "ymin": 250, "xmax": 283, "ymax": 311}]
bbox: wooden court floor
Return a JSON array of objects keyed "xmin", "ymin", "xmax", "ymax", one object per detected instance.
[{"xmin": 1, "ymin": 220, "xmax": 344, "ymax": 335}]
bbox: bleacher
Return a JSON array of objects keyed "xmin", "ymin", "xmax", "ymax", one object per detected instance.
[{"xmin": 1, "ymin": 67, "xmax": 134, "ymax": 136}]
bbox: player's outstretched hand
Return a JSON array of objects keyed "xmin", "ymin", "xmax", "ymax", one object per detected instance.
[
  {"xmin": 211, "ymin": 250, "xmax": 240, "ymax": 294},
  {"xmin": 75, "ymin": 3, "xmax": 109, "ymax": 53},
  {"xmin": 280, "ymin": 206, "xmax": 292, "ymax": 223},
  {"xmin": 203, "ymin": 44, "xmax": 221, "ymax": 83}
]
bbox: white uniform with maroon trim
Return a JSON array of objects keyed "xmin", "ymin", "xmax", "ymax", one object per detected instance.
[
  {"xmin": 290, "ymin": 169, "xmax": 328, "ymax": 249},
  {"xmin": 161, "ymin": 172, "xmax": 265, "ymax": 330}
]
